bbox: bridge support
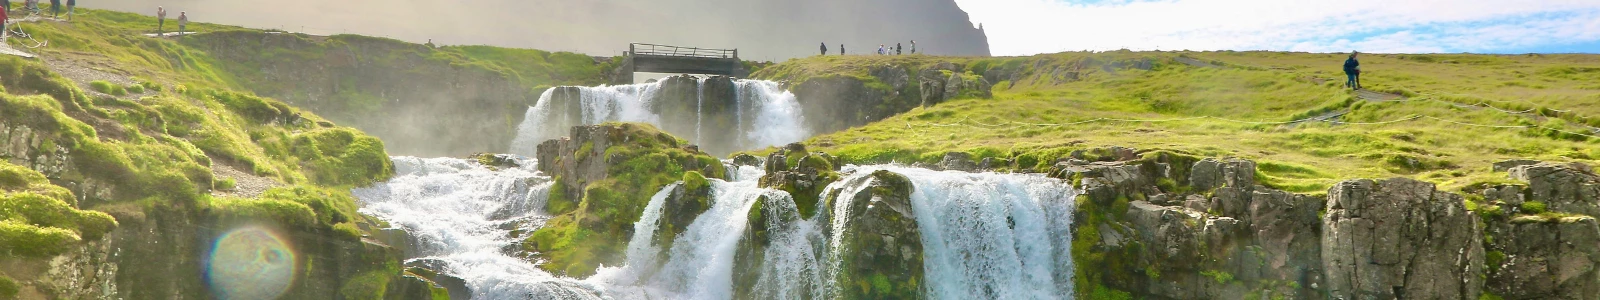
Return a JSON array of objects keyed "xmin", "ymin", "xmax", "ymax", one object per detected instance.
[{"xmin": 615, "ymin": 43, "xmax": 747, "ymax": 84}]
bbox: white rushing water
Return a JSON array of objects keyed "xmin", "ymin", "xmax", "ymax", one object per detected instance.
[
  {"xmin": 356, "ymin": 157, "xmax": 1078, "ymax": 299},
  {"xmin": 507, "ymin": 79, "xmax": 807, "ymax": 156},
  {"xmin": 352, "ymin": 156, "xmax": 605, "ymax": 299}
]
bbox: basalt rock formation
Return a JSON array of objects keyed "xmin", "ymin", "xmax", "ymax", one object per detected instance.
[{"xmin": 1064, "ymin": 149, "xmax": 1600, "ymax": 299}]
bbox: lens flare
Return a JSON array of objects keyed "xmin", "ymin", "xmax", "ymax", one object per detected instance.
[{"xmin": 207, "ymin": 226, "xmax": 296, "ymax": 300}]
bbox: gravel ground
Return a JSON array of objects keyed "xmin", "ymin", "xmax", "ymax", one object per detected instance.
[
  {"xmin": 41, "ymin": 56, "xmax": 155, "ymax": 100},
  {"xmin": 210, "ymin": 162, "xmax": 281, "ymax": 198}
]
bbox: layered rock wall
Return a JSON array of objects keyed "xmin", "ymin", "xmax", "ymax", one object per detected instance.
[{"xmin": 1066, "ymin": 150, "xmax": 1599, "ymax": 299}]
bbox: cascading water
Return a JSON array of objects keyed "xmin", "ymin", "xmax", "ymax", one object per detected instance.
[
  {"xmin": 352, "ymin": 156, "xmax": 605, "ymax": 299},
  {"xmin": 506, "ymin": 78, "xmax": 807, "ymax": 156},
  {"xmin": 363, "ymin": 78, "xmax": 1076, "ymax": 299},
  {"xmin": 357, "ymin": 155, "xmax": 1078, "ymax": 299}
]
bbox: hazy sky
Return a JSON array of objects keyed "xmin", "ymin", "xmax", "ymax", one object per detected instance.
[{"xmin": 954, "ymin": 0, "xmax": 1600, "ymax": 55}]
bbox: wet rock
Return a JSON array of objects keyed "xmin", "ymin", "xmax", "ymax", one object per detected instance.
[
  {"xmin": 655, "ymin": 172, "xmax": 714, "ymax": 253},
  {"xmin": 1322, "ymin": 178, "xmax": 1484, "ymax": 300},
  {"xmin": 791, "ymin": 76, "xmax": 901, "ymax": 134},
  {"xmin": 827, "ymin": 170, "xmax": 923, "ymax": 299},
  {"xmin": 759, "ymin": 144, "xmax": 840, "ymax": 219},
  {"xmin": 977, "ymin": 157, "xmax": 1010, "ymax": 171},
  {"xmin": 1494, "ymin": 159, "xmax": 1542, "ymax": 172},
  {"xmin": 1509, "ymin": 162, "xmax": 1600, "ymax": 217},
  {"xmin": 938, "ymin": 152, "xmax": 977, "ymax": 172},
  {"xmin": 469, "ymin": 153, "xmax": 521, "ymax": 170},
  {"xmin": 731, "ymin": 153, "xmax": 762, "ymax": 167},
  {"xmin": 732, "ymin": 194, "xmax": 805, "ymax": 299}
]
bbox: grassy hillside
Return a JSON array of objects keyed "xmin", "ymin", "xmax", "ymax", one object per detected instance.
[
  {"xmin": 11, "ymin": 8, "xmax": 617, "ymax": 156},
  {"xmin": 0, "ymin": 8, "xmax": 429, "ymax": 297},
  {"xmin": 756, "ymin": 51, "xmax": 1600, "ymax": 193}
]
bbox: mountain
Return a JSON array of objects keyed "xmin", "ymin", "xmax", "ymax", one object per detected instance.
[{"xmin": 82, "ymin": 0, "xmax": 991, "ymax": 61}]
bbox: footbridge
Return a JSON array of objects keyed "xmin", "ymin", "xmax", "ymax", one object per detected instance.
[{"xmin": 615, "ymin": 43, "xmax": 748, "ymax": 84}]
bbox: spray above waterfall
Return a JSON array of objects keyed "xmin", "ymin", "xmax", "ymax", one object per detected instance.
[{"xmin": 509, "ymin": 76, "xmax": 808, "ymax": 156}]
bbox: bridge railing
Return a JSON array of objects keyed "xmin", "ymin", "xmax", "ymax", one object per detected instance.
[{"xmin": 630, "ymin": 43, "xmax": 738, "ymax": 59}]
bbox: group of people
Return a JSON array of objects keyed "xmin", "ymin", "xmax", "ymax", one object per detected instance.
[
  {"xmin": 155, "ymin": 6, "xmax": 188, "ymax": 37},
  {"xmin": 819, "ymin": 40, "xmax": 917, "ymax": 56},
  {"xmin": 0, "ymin": 0, "xmax": 80, "ymax": 33}
]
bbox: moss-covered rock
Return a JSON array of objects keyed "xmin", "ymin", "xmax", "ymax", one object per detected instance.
[
  {"xmin": 759, "ymin": 143, "xmax": 841, "ymax": 219},
  {"xmin": 826, "ymin": 170, "xmax": 923, "ymax": 299},
  {"xmin": 526, "ymin": 123, "xmax": 726, "ymax": 277}
]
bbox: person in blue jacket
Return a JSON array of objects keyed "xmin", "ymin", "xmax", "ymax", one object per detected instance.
[{"xmin": 1344, "ymin": 51, "xmax": 1362, "ymax": 90}]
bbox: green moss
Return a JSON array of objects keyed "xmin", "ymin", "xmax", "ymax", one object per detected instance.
[
  {"xmin": 290, "ymin": 128, "xmax": 395, "ymax": 186},
  {"xmin": 125, "ymin": 84, "xmax": 146, "ymax": 94},
  {"xmin": 526, "ymin": 123, "xmax": 726, "ymax": 277},
  {"xmin": 205, "ymin": 197, "xmax": 317, "ymax": 227},
  {"xmin": 0, "ymin": 274, "xmax": 15, "ymax": 299},
  {"xmin": 1521, "ymin": 201, "xmax": 1547, "ymax": 214},
  {"xmin": 682, "ymin": 171, "xmax": 709, "ymax": 192},
  {"xmin": 1202, "ymin": 269, "xmax": 1235, "ymax": 284},
  {"xmin": 89, "ymin": 80, "xmax": 116, "ymax": 95},
  {"xmin": 0, "ymin": 220, "xmax": 81, "ymax": 257},
  {"xmin": 339, "ymin": 270, "xmax": 392, "ymax": 300},
  {"xmin": 1486, "ymin": 250, "xmax": 1506, "ymax": 274},
  {"xmin": 216, "ymin": 177, "xmax": 237, "ymax": 191}
]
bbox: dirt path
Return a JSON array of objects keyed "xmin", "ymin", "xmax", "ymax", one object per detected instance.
[
  {"xmin": 1354, "ymin": 89, "xmax": 1404, "ymax": 101},
  {"xmin": 39, "ymin": 55, "xmax": 160, "ymax": 100}
]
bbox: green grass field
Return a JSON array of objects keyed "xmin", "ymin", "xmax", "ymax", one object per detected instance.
[{"xmin": 758, "ymin": 51, "xmax": 1600, "ymax": 193}]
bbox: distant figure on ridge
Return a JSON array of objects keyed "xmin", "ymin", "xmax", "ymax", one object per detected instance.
[
  {"xmin": 878, "ymin": 44, "xmax": 885, "ymax": 55},
  {"xmin": 177, "ymin": 11, "xmax": 187, "ymax": 35},
  {"xmin": 896, "ymin": 43, "xmax": 902, "ymax": 55},
  {"xmin": 820, "ymin": 42, "xmax": 827, "ymax": 56},
  {"xmin": 157, "ymin": 6, "xmax": 166, "ymax": 36},
  {"xmin": 2, "ymin": 7, "xmax": 9, "ymax": 39},
  {"xmin": 840, "ymin": 44, "xmax": 844, "ymax": 55},
  {"xmin": 1343, "ymin": 51, "xmax": 1362, "ymax": 90},
  {"xmin": 911, "ymin": 40, "xmax": 916, "ymax": 54}
]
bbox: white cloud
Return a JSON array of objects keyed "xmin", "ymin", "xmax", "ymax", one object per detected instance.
[{"xmin": 954, "ymin": 0, "xmax": 1600, "ymax": 55}]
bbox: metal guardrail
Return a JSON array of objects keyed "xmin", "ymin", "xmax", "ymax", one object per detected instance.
[{"xmin": 629, "ymin": 43, "xmax": 737, "ymax": 59}]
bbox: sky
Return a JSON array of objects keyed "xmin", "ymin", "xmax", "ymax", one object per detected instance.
[{"xmin": 953, "ymin": 0, "xmax": 1600, "ymax": 56}]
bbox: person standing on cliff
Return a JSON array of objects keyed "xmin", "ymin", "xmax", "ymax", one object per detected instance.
[
  {"xmin": 2, "ymin": 7, "xmax": 9, "ymax": 39},
  {"xmin": 911, "ymin": 40, "xmax": 917, "ymax": 54},
  {"xmin": 177, "ymin": 11, "xmax": 187, "ymax": 35},
  {"xmin": 840, "ymin": 44, "xmax": 844, "ymax": 55},
  {"xmin": 896, "ymin": 43, "xmax": 902, "ymax": 55},
  {"xmin": 820, "ymin": 42, "xmax": 827, "ymax": 56},
  {"xmin": 1343, "ymin": 51, "xmax": 1362, "ymax": 90},
  {"xmin": 156, "ymin": 6, "xmax": 166, "ymax": 36},
  {"xmin": 64, "ymin": 0, "xmax": 72, "ymax": 21},
  {"xmin": 48, "ymin": 0, "xmax": 57, "ymax": 18},
  {"xmin": 878, "ymin": 44, "xmax": 885, "ymax": 55}
]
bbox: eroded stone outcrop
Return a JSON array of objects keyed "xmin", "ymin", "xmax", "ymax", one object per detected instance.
[
  {"xmin": 526, "ymin": 123, "xmax": 726, "ymax": 277},
  {"xmin": 1322, "ymin": 178, "xmax": 1483, "ymax": 299},
  {"xmin": 785, "ymin": 63, "xmax": 993, "ymax": 135},
  {"xmin": 824, "ymin": 170, "xmax": 923, "ymax": 299},
  {"xmin": 1067, "ymin": 150, "xmax": 1600, "ymax": 300}
]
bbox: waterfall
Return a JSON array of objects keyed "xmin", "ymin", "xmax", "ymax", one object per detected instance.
[
  {"xmin": 507, "ymin": 78, "xmax": 807, "ymax": 156},
  {"xmin": 870, "ymin": 166, "xmax": 1078, "ymax": 299},
  {"xmin": 352, "ymin": 157, "xmax": 605, "ymax": 299},
  {"xmin": 357, "ymin": 155, "xmax": 1077, "ymax": 299}
]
